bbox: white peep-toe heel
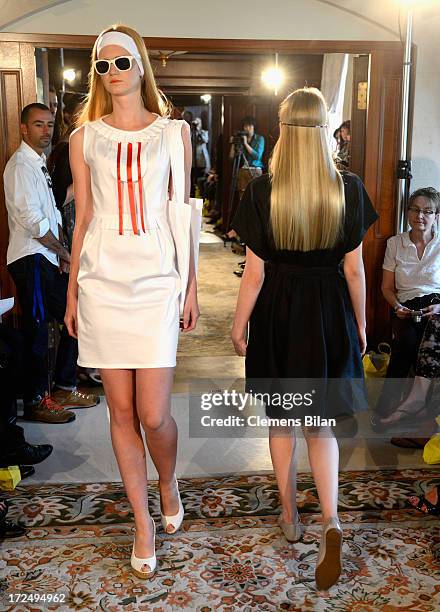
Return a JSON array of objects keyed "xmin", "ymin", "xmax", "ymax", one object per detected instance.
[
  {"xmin": 160, "ymin": 474, "xmax": 184, "ymax": 534},
  {"xmin": 130, "ymin": 517, "xmax": 157, "ymax": 579}
]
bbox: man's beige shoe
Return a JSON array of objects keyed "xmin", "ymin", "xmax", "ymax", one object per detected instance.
[
  {"xmin": 23, "ymin": 393, "xmax": 76, "ymax": 424},
  {"xmin": 52, "ymin": 388, "xmax": 100, "ymax": 409}
]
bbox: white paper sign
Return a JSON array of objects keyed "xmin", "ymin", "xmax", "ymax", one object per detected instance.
[{"xmin": 0, "ymin": 297, "xmax": 14, "ymax": 316}]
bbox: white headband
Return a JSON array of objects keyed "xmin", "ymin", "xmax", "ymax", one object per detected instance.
[{"xmin": 96, "ymin": 31, "xmax": 144, "ymax": 77}]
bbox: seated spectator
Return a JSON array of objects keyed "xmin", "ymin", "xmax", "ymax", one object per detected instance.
[
  {"xmin": 372, "ymin": 187, "xmax": 440, "ymax": 425},
  {"xmin": 381, "ymin": 313, "xmax": 440, "ymax": 425}
]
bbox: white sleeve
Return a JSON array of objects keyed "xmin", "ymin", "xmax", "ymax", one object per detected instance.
[
  {"xmin": 55, "ymin": 206, "xmax": 62, "ymax": 226},
  {"xmin": 383, "ymin": 236, "xmax": 397, "ymax": 272},
  {"xmin": 12, "ymin": 162, "xmax": 50, "ymax": 238}
]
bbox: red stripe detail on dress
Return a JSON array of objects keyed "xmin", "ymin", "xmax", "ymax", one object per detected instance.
[
  {"xmin": 117, "ymin": 142, "xmax": 123, "ymax": 235},
  {"xmin": 126, "ymin": 142, "xmax": 139, "ymax": 235},
  {"xmin": 137, "ymin": 142, "xmax": 146, "ymax": 233}
]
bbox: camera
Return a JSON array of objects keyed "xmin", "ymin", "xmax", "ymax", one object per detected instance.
[
  {"xmin": 231, "ymin": 130, "xmax": 247, "ymax": 153},
  {"xmin": 232, "ymin": 130, "xmax": 247, "ymax": 144},
  {"xmin": 411, "ymin": 309, "xmax": 423, "ymax": 323}
]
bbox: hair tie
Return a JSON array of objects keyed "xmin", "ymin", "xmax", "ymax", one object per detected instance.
[{"xmin": 280, "ymin": 121, "xmax": 328, "ymax": 128}]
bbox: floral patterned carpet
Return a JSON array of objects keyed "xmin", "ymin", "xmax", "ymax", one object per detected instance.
[{"xmin": 1, "ymin": 469, "xmax": 439, "ymax": 611}]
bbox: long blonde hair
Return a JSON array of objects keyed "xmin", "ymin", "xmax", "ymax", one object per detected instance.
[
  {"xmin": 269, "ymin": 88, "xmax": 345, "ymax": 251},
  {"xmin": 78, "ymin": 24, "xmax": 170, "ymax": 125}
]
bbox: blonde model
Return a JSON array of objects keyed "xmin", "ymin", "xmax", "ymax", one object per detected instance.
[
  {"xmin": 231, "ymin": 88, "xmax": 378, "ymax": 591},
  {"xmin": 65, "ymin": 24, "xmax": 201, "ymax": 578}
]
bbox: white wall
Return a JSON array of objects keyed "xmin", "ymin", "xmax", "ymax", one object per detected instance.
[
  {"xmin": 3, "ymin": 0, "xmax": 439, "ymax": 190},
  {"xmin": 1, "ymin": 0, "xmax": 399, "ymax": 40},
  {"xmin": 411, "ymin": 10, "xmax": 440, "ymax": 191}
]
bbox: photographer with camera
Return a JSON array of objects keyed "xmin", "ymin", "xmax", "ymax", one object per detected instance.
[
  {"xmin": 371, "ymin": 187, "xmax": 440, "ymax": 428},
  {"xmin": 190, "ymin": 116, "xmax": 210, "ymax": 197},
  {"xmin": 225, "ymin": 117, "xmax": 265, "ymax": 247},
  {"xmin": 229, "ymin": 116, "xmax": 265, "ymax": 188}
]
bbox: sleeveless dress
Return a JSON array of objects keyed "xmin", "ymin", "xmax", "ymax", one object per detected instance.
[
  {"xmin": 77, "ymin": 116, "xmax": 193, "ymax": 368},
  {"xmin": 231, "ymin": 172, "xmax": 379, "ymax": 419}
]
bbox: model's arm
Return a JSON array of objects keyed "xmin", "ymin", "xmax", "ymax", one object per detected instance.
[
  {"xmin": 181, "ymin": 120, "xmax": 200, "ymax": 331},
  {"xmin": 64, "ymin": 126, "xmax": 93, "ymax": 338},
  {"xmin": 343, "ymin": 244, "xmax": 367, "ymax": 354},
  {"xmin": 231, "ymin": 247, "xmax": 265, "ymax": 356}
]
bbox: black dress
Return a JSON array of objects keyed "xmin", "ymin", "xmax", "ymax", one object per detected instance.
[{"xmin": 231, "ymin": 172, "xmax": 379, "ymax": 420}]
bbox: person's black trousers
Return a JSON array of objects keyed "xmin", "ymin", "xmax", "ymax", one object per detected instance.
[
  {"xmin": 375, "ymin": 293, "xmax": 440, "ymax": 417},
  {"xmin": 8, "ymin": 254, "xmax": 78, "ymax": 403},
  {"xmin": 0, "ymin": 324, "xmax": 26, "ymax": 453},
  {"xmin": 191, "ymin": 167, "xmax": 206, "ymax": 197}
]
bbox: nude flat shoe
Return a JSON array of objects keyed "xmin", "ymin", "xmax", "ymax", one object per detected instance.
[
  {"xmin": 278, "ymin": 511, "xmax": 303, "ymax": 543},
  {"xmin": 315, "ymin": 516, "xmax": 343, "ymax": 592}
]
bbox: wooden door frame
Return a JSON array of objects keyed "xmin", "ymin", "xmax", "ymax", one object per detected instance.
[{"xmin": 0, "ymin": 33, "xmax": 407, "ymax": 343}]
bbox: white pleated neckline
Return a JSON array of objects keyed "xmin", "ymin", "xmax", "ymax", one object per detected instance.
[{"xmin": 90, "ymin": 114, "xmax": 169, "ymax": 142}]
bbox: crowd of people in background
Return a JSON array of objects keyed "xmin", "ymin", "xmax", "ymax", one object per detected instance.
[{"xmin": 333, "ymin": 120, "xmax": 351, "ymax": 170}]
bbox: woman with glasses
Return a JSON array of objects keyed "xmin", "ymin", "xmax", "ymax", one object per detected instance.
[
  {"xmin": 375, "ymin": 187, "xmax": 440, "ymax": 427},
  {"xmin": 370, "ymin": 187, "xmax": 440, "ymax": 428},
  {"xmin": 65, "ymin": 24, "xmax": 200, "ymax": 578},
  {"xmin": 230, "ymin": 88, "xmax": 378, "ymax": 593}
]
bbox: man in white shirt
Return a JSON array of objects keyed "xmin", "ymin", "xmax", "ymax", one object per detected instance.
[{"xmin": 4, "ymin": 104, "xmax": 95, "ymax": 423}]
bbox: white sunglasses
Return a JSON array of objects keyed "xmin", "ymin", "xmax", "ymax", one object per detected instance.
[{"xmin": 93, "ymin": 55, "xmax": 140, "ymax": 75}]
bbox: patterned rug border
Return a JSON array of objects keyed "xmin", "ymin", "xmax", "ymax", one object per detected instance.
[
  {"xmin": 8, "ymin": 466, "xmax": 439, "ymax": 496},
  {"xmin": 1, "ymin": 469, "xmax": 439, "ymax": 612}
]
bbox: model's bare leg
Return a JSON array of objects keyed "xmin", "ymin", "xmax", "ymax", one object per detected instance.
[
  {"xmin": 100, "ymin": 368, "xmax": 154, "ymax": 559},
  {"xmin": 304, "ymin": 426, "xmax": 342, "ymax": 592},
  {"xmin": 269, "ymin": 426, "xmax": 298, "ymax": 523},
  {"xmin": 303, "ymin": 426, "xmax": 339, "ymax": 520},
  {"xmin": 136, "ymin": 368, "xmax": 180, "ymax": 531}
]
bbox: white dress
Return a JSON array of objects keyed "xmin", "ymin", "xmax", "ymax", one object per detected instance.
[{"xmin": 77, "ymin": 116, "xmax": 199, "ymax": 368}]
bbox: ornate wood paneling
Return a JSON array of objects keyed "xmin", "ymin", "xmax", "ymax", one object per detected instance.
[
  {"xmin": 363, "ymin": 48, "xmax": 403, "ymax": 344},
  {"xmin": 0, "ymin": 43, "xmax": 35, "ymax": 307}
]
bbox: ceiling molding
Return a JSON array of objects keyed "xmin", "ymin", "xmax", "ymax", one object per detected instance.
[
  {"xmin": 0, "ymin": 0, "xmax": 72, "ymax": 30},
  {"xmin": 314, "ymin": 0, "xmax": 399, "ymax": 38}
]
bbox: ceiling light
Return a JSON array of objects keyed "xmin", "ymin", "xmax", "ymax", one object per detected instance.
[
  {"xmin": 63, "ymin": 69, "xmax": 76, "ymax": 83},
  {"xmin": 261, "ymin": 53, "xmax": 285, "ymax": 95}
]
